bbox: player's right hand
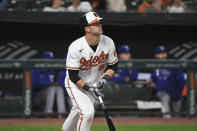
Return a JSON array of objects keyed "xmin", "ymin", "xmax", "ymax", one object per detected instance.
[
  {"xmin": 94, "ymin": 88, "xmax": 104, "ymax": 98},
  {"xmin": 88, "ymin": 88, "xmax": 99, "ymax": 100},
  {"xmin": 87, "ymin": 88, "xmax": 104, "ymax": 100}
]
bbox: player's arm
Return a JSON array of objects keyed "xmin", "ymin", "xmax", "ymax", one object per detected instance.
[
  {"xmin": 68, "ymin": 70, "xmax": 104, "ymax": 98},
  {"xmin": 97, "ymin": 38, "xmax": 118, "ymax": 89},
  {"xmin": 146, "ymin": 70, "xmax": 156, "ymax": 86},
  {"xmin": 104, "ymin": 62, "xmax": 118, "ymax": 79},
  {"xmin": 68, "ymin": 69, "xmax": 91, "ymax": 91},
  {"xmin": 105, "ymin": 38, "xmax": 118, "ymax": 79},
  {"xmin": 97, "ymin": 61, "xmax": 118, "ymax": 90}
]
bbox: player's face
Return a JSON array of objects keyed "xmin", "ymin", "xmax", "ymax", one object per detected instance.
[
  {"xmin": 155, "ymin": 53, "xmax": 167, "ymax": 59},
  {"xmin": 119, "ymin": 53, "xmax": 131, "ymax": 60},
  {"xmin": 86, "ymin": 21, "xmax": 103, "ymax": 36}
]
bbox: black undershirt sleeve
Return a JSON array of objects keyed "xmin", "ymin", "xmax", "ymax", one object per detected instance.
[
  {"xmin": 106, "ymin": 61, "xmax": 118, "ymax": 72},
  {"xmin": 68, "ymin": 69, "xmax": 81, "ymax": 84}
]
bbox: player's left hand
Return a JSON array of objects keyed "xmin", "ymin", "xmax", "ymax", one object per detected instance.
[
  {"xmin": 98, "ymin": 78, "xmax": 107, "ymax": 89},
  {"xmin": 97, "ymin": 75, "xmax": 110, "ymax": 89}
]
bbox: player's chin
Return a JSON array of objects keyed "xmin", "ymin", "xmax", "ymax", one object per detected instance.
[
  {"xmin": 98, "ymin": 30, "xmax": 103, "ymax": 35},
  {"xmin": 98, "ymin": 32, "xmax": 103, "ymax": 35}
]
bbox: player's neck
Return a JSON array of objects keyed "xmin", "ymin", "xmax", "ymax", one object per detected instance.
[{"xmin": 85, "ymin": 34, "xmax": 100, "ymax": 46}]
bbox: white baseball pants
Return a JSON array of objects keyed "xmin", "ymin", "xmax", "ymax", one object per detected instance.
[{"xmin": 61, "ymin": 79, "xmax": 95, "ymax": 131}]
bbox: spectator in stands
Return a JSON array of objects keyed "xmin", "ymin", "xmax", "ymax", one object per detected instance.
[
  {"xmin": 32, "ymin": 51, "xmax": 66, "ymax": 118},
  {"xmin": 166, "ymin": 0, "xmax": 189, "ymax": 13},
  {"xmin": 0, "ymin": 0, "xmax": 7, "ymax": 10},
  {"xmin": 147, "ymin": 46, "xmax": 185, "ymax": 118},
  {"xmin": 162, "ymin": 0, "xmax": 171, "ymax": 5},
  {"xmin": 57, "ymin": 53, "xmax": 72, "ymax": 111},
  {"xmin": 89, "ymin": 0, "xmax": 106, "ymax": 11},
  {"xmin": 110, "ymin": 45, "xmax": 138, "ymax": 83},
  {"xmin": 67, "ymin": 0, "xmax": 92, "ymax": 12},
  {"xmin": 155, "ymin": 0, "xmax": 163, "ymax": 8},
  {"xmin": 43, "ymin": 0, "xmax": 66, "ymax": 12},
  {"xmin": 138, "ymin": 0, "xmax": 161, "ymax": 13},
  {"xmin": 106, "ymin": 0, "xmax": 127, "ymax": 12}
]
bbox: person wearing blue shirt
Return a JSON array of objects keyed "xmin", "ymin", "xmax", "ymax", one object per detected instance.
[
  {"xmin": 0, "ymin": 0, "xmax": 7, "ymax": 10},
  {"xmin": 148, "ymin": 46, "xmax": 185, "ymax": 118},
  {"xmin": 110, "ymin": 45, "xmax": 138, "ymax": 83},
  {"xmin": 32, "ymin": 51, "xmax": 66, "ymax": 118}
]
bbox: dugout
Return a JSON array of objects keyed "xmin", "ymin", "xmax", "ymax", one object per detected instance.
[{"xmin": 0, "ymin": 11, "xmax": 197, "ymax": 117}]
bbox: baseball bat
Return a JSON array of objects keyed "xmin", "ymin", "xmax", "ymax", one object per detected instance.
[{"xmin": 98, "ymin": 96, "xmax": 116, "ymax": 131}]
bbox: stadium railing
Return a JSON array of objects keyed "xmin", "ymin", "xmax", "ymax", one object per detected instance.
[{"xmin": 0, "ymin": 59, "xmax": 196, "ymax": 117}]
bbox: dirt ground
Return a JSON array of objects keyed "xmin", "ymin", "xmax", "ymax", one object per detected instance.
[{"xmin": 0, "ymin": 117, "xmax": 197, "ymax": 126}]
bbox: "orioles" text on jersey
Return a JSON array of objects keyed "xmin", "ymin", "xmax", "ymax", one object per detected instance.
[{"xmin": 80, "ymin": 51, "xmax": 109, "ymax": 70}]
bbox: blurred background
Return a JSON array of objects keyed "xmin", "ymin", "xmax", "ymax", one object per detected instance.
[
  {"xmin": 0, "ymin": 0, "xmax": 196, "ymax": 12},
  {"xmin": 0, "ymin": 0, "xmax": 197, "ymax": 120}
]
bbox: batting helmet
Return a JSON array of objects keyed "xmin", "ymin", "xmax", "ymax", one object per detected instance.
[{"xmin": 78, "ymin": 12, "xmax": 103, "ymax": 33}]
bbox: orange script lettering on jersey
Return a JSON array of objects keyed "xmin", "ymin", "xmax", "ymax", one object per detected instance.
[{"xmin": 80, "ymin": 51, "xmax": 109, "ymax": 69}]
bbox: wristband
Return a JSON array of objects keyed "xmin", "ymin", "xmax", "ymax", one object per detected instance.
[
  {"xmin": 103, "ymin": 75, "xmax": 110, "ymax": 81},
  {"xmin": 83, "ymin": 84, "xmax": 90, "ymax": 91}
]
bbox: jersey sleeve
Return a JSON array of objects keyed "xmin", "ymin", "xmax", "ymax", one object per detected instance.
[
  {"xmin": 107, "ymin": 39, "xmax": 118, "ymax": 65},
  {"xmin": 66, "ymin": 45, "xmax": 81, "ymax": 70}
]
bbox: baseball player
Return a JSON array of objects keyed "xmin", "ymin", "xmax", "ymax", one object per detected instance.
[
  {"xmin": 111, "ymin": 45, "xmax": 138, "ymax": 83},
  {"xmin": 148, "ymin": 45, "xmax": 185, "ymax": 118},
  {"xmin": 61, "ymin": 12, "xmax": 118, "ymax": 131},
  {"xmin": 32, "ymin": 51, "xmax": 66, "ymax": 117}
]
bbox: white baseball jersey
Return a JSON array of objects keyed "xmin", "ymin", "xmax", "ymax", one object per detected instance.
[{"xmin": 65, "ymin": 34, "xmax": 118, "ymax": 87}]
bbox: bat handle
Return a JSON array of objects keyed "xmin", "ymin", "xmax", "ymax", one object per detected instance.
[
  {"xmin": 98, "ymin": 96, "xmax": 106, "ymax": 110},
  {"xmin": 98, "ymin": 96, "xmax": 103, "ymax": 103}
]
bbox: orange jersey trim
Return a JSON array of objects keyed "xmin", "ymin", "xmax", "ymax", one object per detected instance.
[
  {"xmin": 108, "ymin": 58, "xmax": 118, "ymax": 65},
  {"xmin": 67, "ymin": 79, "xmax": 83, "ymax": 131},
  {"xmin": 66, "ymin": 60, "xmax": 107, "ymax": 71},
  {"xmin": 66, "ymin": 66, "xmax": 80, "ymax": 70}
]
